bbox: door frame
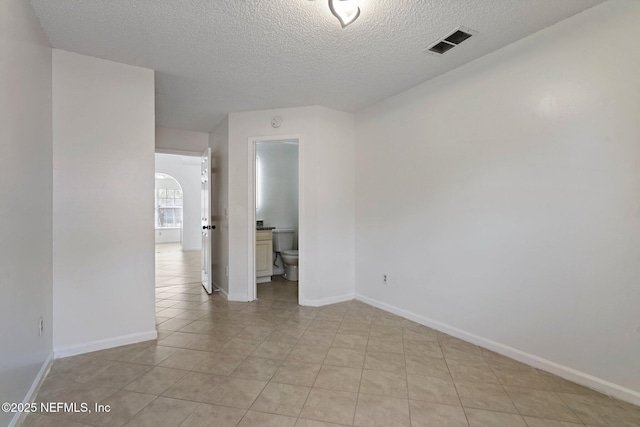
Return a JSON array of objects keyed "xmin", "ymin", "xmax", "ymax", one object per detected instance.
[
  {"xmin": 247, "ymin": 135, "xmax": 304, "ymax": 303},
  {"xmin": 201, "ymin": 147, "xmax": 213, "ymax": 294}
]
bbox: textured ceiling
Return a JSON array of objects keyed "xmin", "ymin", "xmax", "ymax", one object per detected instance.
[{"xmin": 31, "ymin": 0, "xmax": 605, "ymax": 132}]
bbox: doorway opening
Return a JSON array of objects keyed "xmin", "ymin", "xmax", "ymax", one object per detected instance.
[
  {"xmin": 154, "ymin": 153, "xmax": 204, "ymax": 293},
  {"xmin": 249, "ymin": 137, "xmax": 302, "ymax": 304}
]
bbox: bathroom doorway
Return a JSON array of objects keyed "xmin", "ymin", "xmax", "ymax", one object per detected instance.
[{"xmin": 249, "ymin": 137, "xmax": 302, "ymax": 304}]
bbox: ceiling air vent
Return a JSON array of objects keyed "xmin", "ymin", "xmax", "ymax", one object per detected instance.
[
  {"xmin": 429, "ymin": 41, "xmax": 456, "ymax": 54},
  {"xmin": 426, "ymin": 27, "xmax": 476, "ymax": 55}
]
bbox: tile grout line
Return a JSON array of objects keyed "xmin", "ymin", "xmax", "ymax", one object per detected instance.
[{"xmin": 439, "ymin": 334, "xmax": 472, "ymax": 427}]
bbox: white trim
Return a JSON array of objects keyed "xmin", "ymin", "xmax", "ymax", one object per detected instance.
[
  {"xmin": 155, "ymin": 148, "xmax": 202, "ymax": 156},
  {"xmin": 355, "ymin": 293, "xmax": 640, "ymax": 407},
  {"xmin": 247, "ymin": 135, "xmax": 304, "ymax": 304},
  {"xmin": 248, "ymin": 139, "xmax": 257, "ymax": 301},
  {"xmin": 212, "ymin": 282, "xmax": 229, "ymax": 299},
  {"xmin": 301, "ymin": 292, "xmax": 355, "ymax": 307},
  {"xmin": 9, "ymin": 351, "xmax": 54, "ymax": 427},
  {"xmin": 53, "ymin": 330, "xmax": 158, "ymax": 359}
]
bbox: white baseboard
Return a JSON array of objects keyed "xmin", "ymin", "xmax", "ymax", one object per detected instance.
[
  {"xmin": 212, "ymin": 282, "xmax": 229, "ymax": 299},
  {"xmin": 355, "ymin": 293, "xmax": 640, "ymax": 407},
  {"xmin": 9, "ymin": 351, "xmax": 54, "ymax": 427},
  {"xmin": 53, "ymin": 330, "xmax": 158, "ymax": 359},
  {"xmin": 301, "ymin": 292, "xmax": 355, "ymax": 307},
  {"xmin": 257, "ymin": 276, "xmax": 271, "ymax": 284}
]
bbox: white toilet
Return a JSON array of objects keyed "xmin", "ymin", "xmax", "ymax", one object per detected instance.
[{"xmin": 273, "ymin": 228, "xmax": 298, "ymax": 281}]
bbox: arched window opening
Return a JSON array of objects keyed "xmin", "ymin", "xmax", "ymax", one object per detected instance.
[{"xmin": 155, "ymin": 173, "xmax": 183, "ymax": 228}]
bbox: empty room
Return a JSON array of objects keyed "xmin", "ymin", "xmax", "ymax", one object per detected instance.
[{"xmin": 1, "ymin": 0, "xmax": 639, "ymax": 426}]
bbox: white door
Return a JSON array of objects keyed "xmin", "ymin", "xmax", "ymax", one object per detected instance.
[{"xmin": 201, "ymin": 148, "xmax": 213, "ymax": 294}]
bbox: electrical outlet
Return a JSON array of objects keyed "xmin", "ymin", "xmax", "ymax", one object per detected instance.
[
  {"xmin": 38, "ymin": 317, "xmax": 44, "ymax": 336},
  {"xmin": 383, "ymin": 274, "xmax": 389, "ymax": 285},
  {"xmin": 225, "ymin": 265, "xmax": 229, "ymax": 277}
]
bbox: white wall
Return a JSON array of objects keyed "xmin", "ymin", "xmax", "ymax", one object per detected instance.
[
  {"xmin": 155, "ymin": 228, "xmax": 181, "ymax": 244},
  {"xmin": 0, "ymin": 1, "xmax": 53, "ymax": 425},
  {"xmin": 210, "ymin": 116, "xmax": 230, "ymax": 295},
  {"xmin": 156, "ymin": 126, "xmax": 209, "ymax": 154},
  {"xmin": 227, "ymin": 106, "xmax": 355, "ymax": 304},
  {"xmin": 155, "ymin": 154, "xmax": 202, "ymax": 250},
  {"xmin": 53, "ymin": 50, "xmax": 156, "ymax": 356},
  {"xmin": 256, "ymin": 142, "xmax": 299, "ymax": 231},
  {"xmin": 355, "ymin": 0, "xmax": 640, "ymax": 403}
]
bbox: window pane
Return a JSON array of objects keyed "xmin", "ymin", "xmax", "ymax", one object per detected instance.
[
  {"xmin": 157, "ymin": 181, "xmax": 184, "ymax": 228},
  {"xmin": 167, "ymin": 209, "xmax": 173, "ymax": 227},
  {"xmin": 158, "ymin": 208, "xmax": 166, "ymax": 227}
]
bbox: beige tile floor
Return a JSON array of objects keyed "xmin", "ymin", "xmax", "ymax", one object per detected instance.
[
  {"xmin": 257, "ymin": 274, "xmax": 299, "ymax": 303},
  {"xmin": 24, "ymin": 244, "xmax": 640, "ymax": 426},
  {"xmin": 155, "ymin": 244, "xmax": 202, "ymax": 288}
]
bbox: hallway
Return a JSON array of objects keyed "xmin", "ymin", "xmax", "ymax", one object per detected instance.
[
  {"xmin": 22, "ymin": 248, "xmax": 640, "ymax": 426},
  {"xmin": 155, "ymin": 243, "xmax": 201, "ymax": 288}
]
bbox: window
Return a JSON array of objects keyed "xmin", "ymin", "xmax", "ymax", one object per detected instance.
[{"xmin": 155, "ymin": 176, "xmax": 183, "ymax": 228}]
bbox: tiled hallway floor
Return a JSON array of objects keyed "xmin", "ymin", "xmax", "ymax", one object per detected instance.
[
  {"xmin": 155, "ymin": 243, "xmax": 201, "ymax": 288},
  {"xmin": 25, "ymin": 245, "xmax": 640, "ymax": 426}
]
